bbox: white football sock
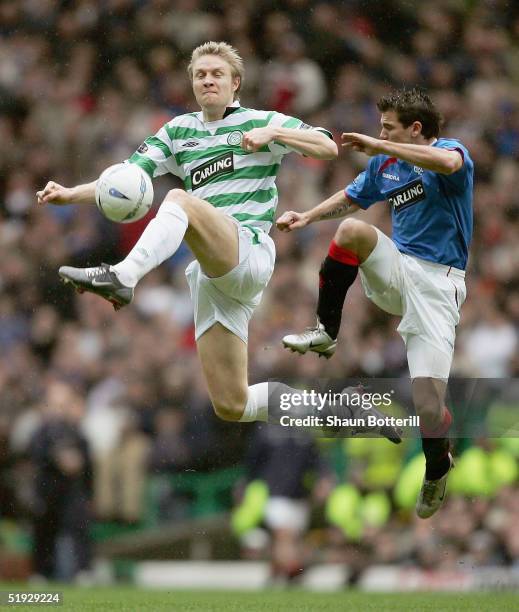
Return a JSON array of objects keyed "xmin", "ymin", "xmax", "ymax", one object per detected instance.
[
  {"xmin": 240, "ymin": 382, "xmax": 329, "ymax": 424},
  {"xmin": 239, "ymin": 382, "xmax": 269, "ymax": 422},
  {"xmin": 112, "ymin": 200, "xmax": 188, "ymax": 287}
]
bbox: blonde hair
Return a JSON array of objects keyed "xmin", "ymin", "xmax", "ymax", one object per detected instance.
[{"xmin": 187, "ymin": 41, "xmax": 244, "ymax": 100}]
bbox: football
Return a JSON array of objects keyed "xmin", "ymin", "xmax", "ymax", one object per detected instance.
[{"xmin": 95, "ymin": 163, "xmax": 153, "ymax": 223}]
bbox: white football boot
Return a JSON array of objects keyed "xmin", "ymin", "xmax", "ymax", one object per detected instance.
[{"xmin": 282, "ymin": 319, "xmax": 337, "ymax": 359}]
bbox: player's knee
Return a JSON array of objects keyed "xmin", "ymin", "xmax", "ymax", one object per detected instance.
[
  {"xmin": 212, "ymin": 403, "xmax": 241, "ymax": 422},
  {"xmin": 335, "ymin": 218, "xmax": 367, "ymax": 249},
  {"xmin": 211, "ymin": 394, "xmax": 247, "ymax": 422},
  {"xmin": 163, "ymin": 189, "xmax": 202, "ymax": 226},
  {"xmin": 165, "ymin": 188, "xmax": 194, "ymax": 211}
]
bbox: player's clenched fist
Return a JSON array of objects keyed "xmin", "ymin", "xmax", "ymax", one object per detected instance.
[
  {"xmin": 242, "ymin": 127, "xmax": 276, "ymax": 153},
  {"xmin": 276, "ymin": 210, "xmax": 309, "ymax": 232},
  {"xmin": 36, "ymin": 181, "xmax": 73, "ymax": 206}
]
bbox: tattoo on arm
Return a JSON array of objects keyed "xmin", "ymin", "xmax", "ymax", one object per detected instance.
[{"xmin": 319, "ymin": 202, "xmax": 353, "ymax": 220}]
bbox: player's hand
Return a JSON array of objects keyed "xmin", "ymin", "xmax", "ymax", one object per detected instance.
[
  {"xmin": 276, "ymin": 210, "xmax": 309, "ymax": 232},
  {"xmin": 36, "ymin": 181, "xmax": 74, "ymax": 206},
  {"xmin": 242, "ymin": 127, "xmax": 276, "ymax": 153},
  {"xmin": 341, "ymin": 133, "xmax": 383, "ymax": 156}
]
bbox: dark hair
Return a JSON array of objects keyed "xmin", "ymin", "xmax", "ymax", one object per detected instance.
[{"xmin": 377, "ymin": 87, "xmax": 442, "ymax": 139}]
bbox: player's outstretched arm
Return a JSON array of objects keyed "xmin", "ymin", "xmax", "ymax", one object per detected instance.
[
  {"xmin": 243, "ymin": 127, "xmax": 338, "ymax": 159},
  {"xmin": 36, "ymin": 180, "xmax": 97, "ymax": 206},
  {"xmin": 341, "ymin": 133, "xmax": 462, "ymax": 174},
  {"xmin": 276, "ymin": 190, "xmax": 359, "ymax": 232}
]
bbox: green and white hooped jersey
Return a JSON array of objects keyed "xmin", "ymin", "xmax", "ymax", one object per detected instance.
[{"xmin": 129, "ymin": 102, "xmax": 332, "ymax": 243}]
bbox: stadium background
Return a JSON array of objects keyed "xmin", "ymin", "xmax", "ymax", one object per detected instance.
[{"xmin": 0, "ymin": 0, "xmax": 518, "ymax": 596}]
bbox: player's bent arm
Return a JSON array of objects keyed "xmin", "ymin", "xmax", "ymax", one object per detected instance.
[
  {"xmin": 377, "ymin": 141, "xmax": 463, "ymax": 175},
  {"xmin": 276, "ymin": 191, "xmax": 359, "ymax": 232},
  {"xmin": 273, "ymin": 127, "xmax": 338, "ymax": 160},
  {"xmin": 306, "ymin": 190, "xmax": 360, "ymax": 223}
]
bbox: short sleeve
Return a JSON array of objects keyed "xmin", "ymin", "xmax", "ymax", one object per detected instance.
[
  {"xmin": 128, "ymin": 124, "xmax": 182, "ymax": 179},
  {"xmin": 345, "ymin": 158, "xmax": 382, "ymax": 209},
  {"xmin": 266, "ymin": 111, "xmax": 333, "ymax": 156},
  {"xmin": 435, "ymin": 139, "xmax": 472, "ymax": 192}
]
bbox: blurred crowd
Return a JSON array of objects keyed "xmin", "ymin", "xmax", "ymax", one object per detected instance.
[
  {"xmin": 0, "ymin": 0, "xmax": 518, "ymax": 581},
  {"xmin": 234, "ymin": 431, "xmax": 519, "ymax": 584}
]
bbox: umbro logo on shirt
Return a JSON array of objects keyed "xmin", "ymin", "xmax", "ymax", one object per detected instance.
[{"xmin": 182, "ymin": 140, "xmax": 200, "ymax": 148}]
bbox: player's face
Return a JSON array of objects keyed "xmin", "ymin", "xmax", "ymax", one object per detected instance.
[
  {"xmin": 192, "ymin": 55, "xmax": 240, "ymax": 112},
  {"xmin": 379, "ymin": 111, "xmax": 420, "ymax": 143}
]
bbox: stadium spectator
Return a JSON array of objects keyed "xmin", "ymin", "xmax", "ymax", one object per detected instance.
[
  {"xmin": 30, "ymin": 381, "xmax": 92, "ymax": 582},
  {"xmin": 242, "ymin": 425, "xmax": 332, "ymax": 584},
  {"xmin": 86, "ymin": 377, "xmax": 153, "ymax": 525}
]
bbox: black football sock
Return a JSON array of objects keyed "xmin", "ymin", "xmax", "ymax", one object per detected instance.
[
  {"xmin": 422, "ymin": 438, "xmax": 451, "ymax": 479},
  {"xmin": 317, "ymin": 240, "xmax": 359, "ymax": 339},
  {"xmin": 421, "ymin": 407, "xmax": 453, "ymax": 480}
]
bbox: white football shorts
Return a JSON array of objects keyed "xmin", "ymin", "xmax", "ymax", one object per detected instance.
[
  {"xmin": 359, "ymin": 228, "xmax": 466, "ymax": 380},
  {"xmin": 264, "ymin": 496, "xmax": 310, "ymax": 532},
  {"xmin": 185, "ymin": 222, "xmax": 275, "ymax": 344}
]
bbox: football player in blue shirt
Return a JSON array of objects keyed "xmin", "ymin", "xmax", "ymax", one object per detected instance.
[{"xmin": 278, "ymin": 87, "xmax": 474, "ymax": 518}]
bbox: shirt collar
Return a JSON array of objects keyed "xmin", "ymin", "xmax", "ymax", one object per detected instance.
[
  {"xmin": 223, "ymin": 100, "xmax": 241, "ymax": 118},
  {"xmin": 199, "ymin": 100, "xmax": 241, "ymax": 124}
]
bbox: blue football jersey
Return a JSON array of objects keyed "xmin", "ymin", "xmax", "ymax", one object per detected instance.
[{"xmin": 345, "ymin": 138, "xmax": 474, "ymax": 270}]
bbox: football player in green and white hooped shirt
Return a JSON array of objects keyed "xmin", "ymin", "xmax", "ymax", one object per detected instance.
[
  {"xmin": 36, "ymin": 42, "xmax": 400, "ymax": 442},
  {"xmin": 37, "ymin": 41, "xmax": 336, "ymax": 425}
]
